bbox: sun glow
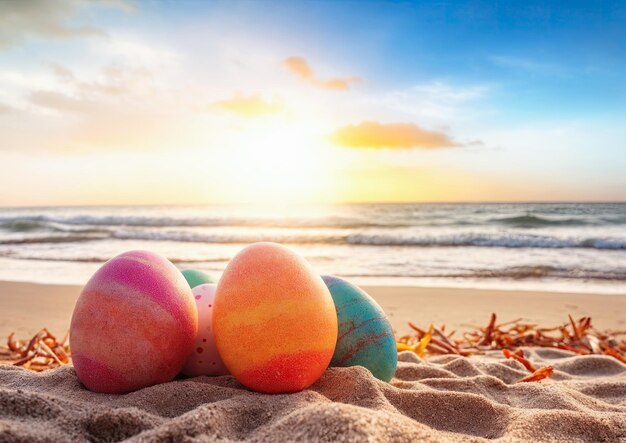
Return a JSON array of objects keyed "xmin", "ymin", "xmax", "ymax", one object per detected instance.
[{"xmin": 209, "ymin": 121, "xmax": 332, "ymax": 204}]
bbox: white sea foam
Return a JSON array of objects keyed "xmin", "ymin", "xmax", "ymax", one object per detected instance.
[{"xmin": 0, "ymin": 203, "xmax": 624, "ymax": 290}]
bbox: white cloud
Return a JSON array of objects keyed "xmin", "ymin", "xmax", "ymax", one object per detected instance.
[
  {"xmin": 409, "ymin": 81, "xmax": 489, "ymax": 103},
  {"xmin": 0, "ymin": 59, "xmax": 184, "ymax": 151},
  {"xmin": 49, "ymin": 62, "xmax": 156, "ymax": 98},
  {"xmin": 490, "ymin": 55, "xmax": 564, "ymax": 75},
  {"xmin": 0, "ymin": 0, "xmax": 133, "ymax": 50},
  {"xmin": 0, "ymin": 102, "xmax": 15, "ymax": 114},
  {"xmin": 91, "ymin": 32, "xmax": 179, "ymax": 68},
  {"xmin": 361, "ymin": 80, "xmax": 492, "ymax": 124},
  {"xmin": 27, "ymin": 90, "xmax": 97, "ymax": 114}
]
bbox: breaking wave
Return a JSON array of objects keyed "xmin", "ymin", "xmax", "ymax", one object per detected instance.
[{"xmin": 1, "ymin": 230, "xmax": 624, "ymax": 250}]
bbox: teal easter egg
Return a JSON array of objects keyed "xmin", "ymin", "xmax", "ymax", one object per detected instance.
[
  {"xmin": 322, "ymin": 275, "xmax": 397, "ymax": 382},
  {"xmin": 181, "ymin": 269, "xmax": 215, "ymax": 289}
]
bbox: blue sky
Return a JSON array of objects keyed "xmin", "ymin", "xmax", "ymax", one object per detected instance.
[{"xmin": 0, "ymin": 0, "xmax": 624, "ymax": 205}]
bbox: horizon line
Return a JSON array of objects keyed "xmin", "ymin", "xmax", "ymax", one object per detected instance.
[{"xmin": 1, "ymin": 200, "xmax": 625, "ymax": 210}]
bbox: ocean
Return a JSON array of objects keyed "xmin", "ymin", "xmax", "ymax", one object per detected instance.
[{"xmin": 0, "ymin": 203, "xmax": 625, "ymax": 293}]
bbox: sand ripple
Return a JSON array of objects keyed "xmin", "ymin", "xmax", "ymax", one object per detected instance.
[{"xmin": 1, "ymin": 348, "xmax": 625, "ymax": 442}]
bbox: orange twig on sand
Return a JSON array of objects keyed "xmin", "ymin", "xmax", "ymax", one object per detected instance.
[
  {"xmin": 569, "ymin": 314, "xmax": 581, "ymax": 340},
  {"xmin": 415, "ymin": 325, "xmax": 433, "ymax": 358},
  {"xmin": 518, "ymin": 366, "xmax": 554, "ymax": 383},
  {"xmin": 397, "ymin": 313, "xmax": 626, "ymax": 367},
  {"xmin": 0, "ymin": 329, "xmax": 70, "ymax": 371},
  {"xmin": 502, "ymin": 349, "xmax": 537, "ymax": 372},
  {"xmin": 604, "ymin": 347, "xmax": 626, "ymax": 365},
  {"xmin": 7, "ymin": 333, "xmax": 22, "ymax": 352},
  {"xmin": 409, "ymin": 322, "xmax": 468, "ymax": 355},
  {"xmin": 480, "ymin": 313, "xmax": 497, "ymax": 346},
  {"xmin": 396, "ymin": 325, "xmax": 434, "ymax": 358}
]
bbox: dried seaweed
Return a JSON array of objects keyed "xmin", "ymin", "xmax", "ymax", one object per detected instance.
[
  {"xmin": 0, "ymin": 329, "xmax": 70, "ymax": 371},
  {"xmin": 398, "ymin": 313, "xmax": 626, "ymax": 382},
  {"xmin": 518, "ymin": 366, "xmax": 554, "ymax": 383}
]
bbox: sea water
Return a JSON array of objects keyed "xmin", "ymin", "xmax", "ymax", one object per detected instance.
[{"xmin": 0, "ymin": 203, "xmax": 624, "ymax": 293}]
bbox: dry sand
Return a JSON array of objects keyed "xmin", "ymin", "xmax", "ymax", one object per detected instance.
[
  {"xmin": 1, "ymin": 349, "xmax": 625, "ymax": 442},
  {"xmin": 1, "ymin": 280, "xmax": 625, "ymax": 441},
  {"xmin": 1, "ymin": 280, "xmax": 624, "ymax": 338}
]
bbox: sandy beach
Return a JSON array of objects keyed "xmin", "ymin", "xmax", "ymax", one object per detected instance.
[
  {"xmin": 1, "ymin": 346, "xmax": 625, "ymax": 441},
  {"xmin": 1, "ymin": 280, "xmax": 624, "ymax": 338},
  {"xmin": 1, "ymin": 280, "xmax": 625, "ymax": 441}
]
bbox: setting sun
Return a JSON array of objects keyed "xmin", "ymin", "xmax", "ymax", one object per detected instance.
[{"xmin": 205, "ymin": 120, "xmax": 332, "ymax": 204}]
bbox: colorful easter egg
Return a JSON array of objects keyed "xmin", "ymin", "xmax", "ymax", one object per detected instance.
[
  {"xmin": 181, "ymin": 284, "xmax": 228, "ymax": 377},
  {"xmin": 213, "ymin": 242, "xmax": 337, "ymax": 393},
  {"xmin": 181, "ymin": 269, "xmax": 215, "ymax": 288},
  {"xmin": 70, "ymin": 250, "xmax": 198, "ymax": 394},
  {"xmin": 322, "ymin": 275, "xmax": 397, "ymax": 382}
]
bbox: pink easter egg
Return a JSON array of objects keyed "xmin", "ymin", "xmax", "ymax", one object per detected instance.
[
  {"xmin": 70, "ymin": 250, "xmax": 198, "ymax": 394},
  {"xmin": 181, "ymin": 284, "xmax": 229, "ymax": 377}
]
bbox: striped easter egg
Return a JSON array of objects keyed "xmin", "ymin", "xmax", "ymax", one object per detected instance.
[
  {"xmin": 322, "ymin": 275, "xmax": 397, "ymax": 382},
  {"xmin": 213, "ymin": 242, "xmax": 337, "ymax": 393},
  {"xmin": 70, "ymin": 250, "xmax": 198, "ymax": 394}
]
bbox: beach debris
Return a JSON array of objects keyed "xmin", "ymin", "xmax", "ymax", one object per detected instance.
[
  {"xmin": 397, "ymin": 313, "xmax": 626, "ymax": 371},
  {"xmin": 396, "ymin": 324, "xmax": 434, "ymax": 357},
  {"xmin": 501, "ymin": 348, "xmax": 554, "ymax": 382},
  {"xmin": 502, "ymin": 348, "xmax": 537, "ymax": 372},
  {"xmin": 518, "ymin": 366, "xmax": 554, "ymax": 383},
  {"xmin": 0, "ymin": 329, "xmax": 70, "ymax": 371}
]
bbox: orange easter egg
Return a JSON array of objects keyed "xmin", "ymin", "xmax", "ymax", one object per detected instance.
[{"xmin": 213, "ymin": 242, "xmax": 337, "ymax": 393}]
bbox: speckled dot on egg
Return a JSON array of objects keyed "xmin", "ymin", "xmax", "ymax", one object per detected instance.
[{"xmin": 180, "ymin": 284, "xmax": 228, "ymax": 377}]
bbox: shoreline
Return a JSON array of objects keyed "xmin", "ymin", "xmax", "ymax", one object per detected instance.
[{"xmin": 1, "ymin": 280, "xmax": 624, "ymax": 338}]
